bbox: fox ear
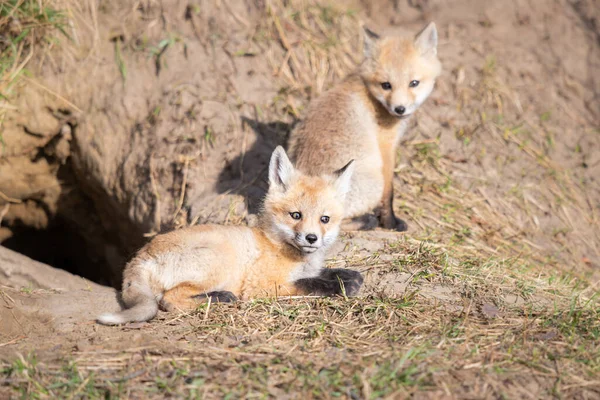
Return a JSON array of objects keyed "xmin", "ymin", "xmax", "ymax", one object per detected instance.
[
  {"xmin": 269, "ymin": 146, "xmax": 295, "ymax": 192},
  {"xmin": 414, "ymin": 22, "xmax": 438, "ymax": 56},
  {"xmin": 333, "ymin": 160, "xmax": 355, "ymax": 199},
  {"xmin": 363, "ymin": 26, "xmax": 380, "ymax": 58}
]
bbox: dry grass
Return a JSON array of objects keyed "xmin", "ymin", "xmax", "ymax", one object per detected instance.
[
  {"xmin": 0, "ymin": 0, "xmax": 68, "ymax": 149},
  {"xmin": 1, "ymin": 236, "xmax": 598, "ymax": 398},
  {"xmin": 1, "ymin": 0, "xmax": 599, "ymax": 398},
  {"xmin": 1, "ymin": 276, "xmax": 598, "ymax": 398},
  {"xmin": 259, "ymin": 0, "xmax": 362, "ymax": 117}
]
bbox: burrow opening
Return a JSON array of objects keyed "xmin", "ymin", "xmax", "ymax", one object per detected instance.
[{"xmin": 1, "ymin": 133, "xmax": 123, "ymax": 288}]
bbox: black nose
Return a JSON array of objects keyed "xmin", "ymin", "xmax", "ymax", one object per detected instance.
[
  {"xmin": 394, "ymin": 106, "xmax": 406, "ymax": 115},
  {"xmin": 305, "ymin": 234, "xmax": 318, "ymax": 244}
]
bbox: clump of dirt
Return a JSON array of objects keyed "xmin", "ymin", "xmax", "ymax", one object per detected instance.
[{"xmin": 0, "ymin": 245, "xmax": 118, "ymax": 336}]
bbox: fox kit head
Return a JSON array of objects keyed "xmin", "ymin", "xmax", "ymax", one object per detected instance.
[
  {"xmin": 360, "ymin": 22, "xmax": 441, "ymax": 119},
  {"xmin": 262, "ymin": 146, "xmax": 354, "ymax": 255}
]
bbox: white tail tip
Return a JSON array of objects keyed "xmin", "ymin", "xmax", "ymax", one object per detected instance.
[{"xmin": 97, "ymin": 313, "xmax": 125, "ymax": 325}]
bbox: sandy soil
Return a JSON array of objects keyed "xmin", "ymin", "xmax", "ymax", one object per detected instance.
[{"xmin": 0, "ymin": 0, "xmax": 598, "ymax": 398}]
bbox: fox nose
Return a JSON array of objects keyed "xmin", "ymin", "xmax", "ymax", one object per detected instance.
[
  {"xmin": 305, "ymin": 234, "xmax": 318, "ymax": 244},
  {"xmin": 394, "ymin": 106, "xmax": 406, "ymax": 115}
]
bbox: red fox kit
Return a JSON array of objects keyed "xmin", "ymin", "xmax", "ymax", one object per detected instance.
[
  {"xmin": 97, "ymin": 147, "xmax": 362, "ymax": 325},
  {"xmin": 288, "ymin": 23, "xmax": 441, "ymax": 231}
]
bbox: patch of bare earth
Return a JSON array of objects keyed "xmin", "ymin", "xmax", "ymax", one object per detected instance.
[{"xmin": 1, "ymin": 0, "xmax": 599, "ymax": 398}]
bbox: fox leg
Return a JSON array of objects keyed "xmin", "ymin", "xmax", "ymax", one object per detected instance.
[
  {"xmin": 294, "ymin": 268, "xmax": 364, "ymax": 297},
  {"xmin": 378, "ymin": 146, "xmax": 408, "ymax": 232},
  {"xmin": 378, "ymin": 185, "xmax": 408, "ymax": 231},
  {"xmin": 161, "ymin": 283, "xmax": 236, "ymax": 312}
]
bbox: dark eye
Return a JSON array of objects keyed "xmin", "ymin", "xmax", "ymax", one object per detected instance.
[
  {"xmin": 320, "ymin": 216, "xmax": 330, "ymax": 224},
  {"xmin": 381, "ymin": 82, "xmax": 392, "ymax": 90},
  {"xmin": 290, "ymin": 212, "xmax": 302, "ymax": 220},
  {"xmin": 409, "ymin": 80, "xmax": 420, "ymax": 88}
]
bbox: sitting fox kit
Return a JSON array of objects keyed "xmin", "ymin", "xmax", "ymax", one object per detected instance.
[
  {"xmin": 288, "ymin": 22, "xmax": 441, "ymax": 231},
  {"xmin": 98, "ymin": 147, "xmax": 363, "ymax": 325}
]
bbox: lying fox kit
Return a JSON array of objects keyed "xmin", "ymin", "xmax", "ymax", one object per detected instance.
[
  {"xmin": 97, "ymin": 147, "xmax": 363, "ymax": 325},
  {"xmin": 288, "ymin": 23, "xmax": 441, "ymax": 231}
]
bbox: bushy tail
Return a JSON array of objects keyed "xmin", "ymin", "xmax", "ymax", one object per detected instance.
[{"xmin": 97, "ymin": 281, "xmax": 158, "ymax": 325}]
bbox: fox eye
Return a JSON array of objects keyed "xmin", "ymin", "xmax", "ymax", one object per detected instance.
[
  {"xmin": 381, "ymin": 82, "xmax": 392, "ymax": 90},
  {"xmin": 320, "ymin": 216, "xmax": 330, "ymax": 224},
  {"xmin": 290, "ymin": 212, "xmax": 302, "ymax": 220},
  {"xmin": 409, "ymin": 80, "xmax": 420, "ymax": 88}
]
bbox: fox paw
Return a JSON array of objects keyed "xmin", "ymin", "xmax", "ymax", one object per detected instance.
[
  {"xmin": 193, "ymin": 291, "xmax": 238, "ymax": 303},
  {"xmin": 391, "ymin": 217, "xmax": 408, "ymax": 232},
  {"xmin": 379, "ymin": 213, "xmax": 408, "ymax": 232},
  {"xmin": 327, "ymin": 269, "xmax": 364, "ymax": 296},
  {"xmin": 160, "ymin": 291, "xmax": 237, "ymax": 312},
  {"xmin": 294, "ymin": 268, "xmax": 364, "ymax": 297}
]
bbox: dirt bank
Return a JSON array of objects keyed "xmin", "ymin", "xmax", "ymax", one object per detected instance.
[{"xmin": 0, "ymin": 0, "xmax": 598, "ymax": 397}]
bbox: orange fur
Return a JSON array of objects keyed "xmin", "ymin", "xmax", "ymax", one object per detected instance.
[{"xmin": 161, "ymin": 282, "xmax": 209, "ymax": 311}]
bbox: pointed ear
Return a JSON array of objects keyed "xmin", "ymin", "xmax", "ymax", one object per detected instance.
[
  {"xmin": 363, "ymin": 26, "xmax": 380, "ymax": 58},
  {"xmin": 414, "ymin": 22, "xmax": 438, "ymax": 56},
  {"xmin": 333, "ymin": 160, "xmax": 355, "ymax": 199},
  {"xmin": 268, "ymin": 146, "xmax": 295, "ymax": 192}
]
